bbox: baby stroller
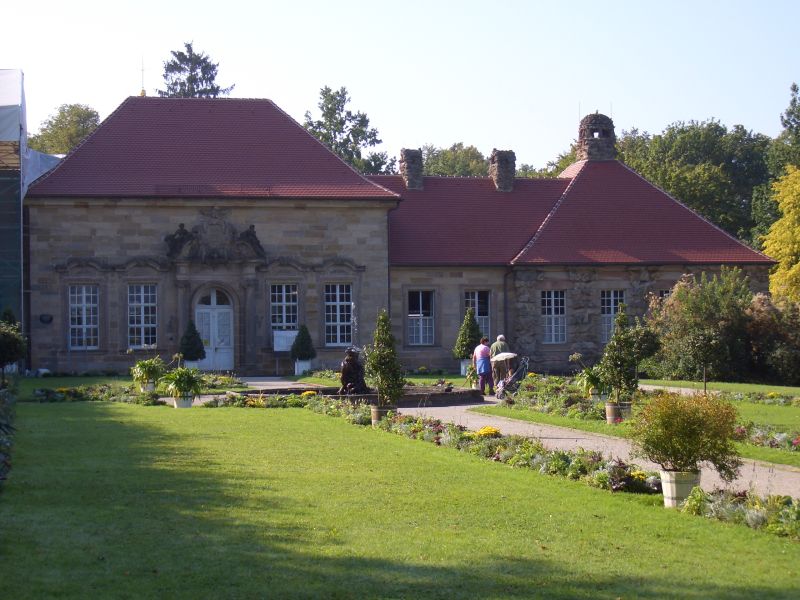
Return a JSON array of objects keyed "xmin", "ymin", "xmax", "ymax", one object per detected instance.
[{"xmin": 495, "ymin": 356, "xmax": 530, "ymax": 400}]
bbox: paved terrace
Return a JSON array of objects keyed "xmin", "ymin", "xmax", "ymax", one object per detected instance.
[{"xmin": 238, "ymin": 378, "xmax": 800, "ymax": 498}]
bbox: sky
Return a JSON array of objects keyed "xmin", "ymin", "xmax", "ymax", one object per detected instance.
[{"xmin": 3, "ymin": 0, "xmax": 799, "ymax": 168}]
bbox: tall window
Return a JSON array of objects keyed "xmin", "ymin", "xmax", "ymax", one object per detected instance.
[
  {"xmin": 464, "ymin": 290, "xmax": 490, "ymax": 338},
  {"xmin": 271, "ymin": 284, "xmax": 298, "ymax": 330},
  {"xmin": 541, "ymin": 290, "xmax": 566, "ymax": 344},
  {"xmin": 601, "ymin": 289, "xmax": 625, "ymax": 343},
  {"xmin": 69, "ymin": 285, "xmax": 99, "ymax": 349},
  {"xmin": 128, "ymin": 284, "xmax": 157, "ymax": 348},
  {"xmin": 408, "ymin": 290, "xmax": 434, "ymax": 345},
  {"xmin": 324, "ymin": 283, "xmax": 352, "ymax": 346}
]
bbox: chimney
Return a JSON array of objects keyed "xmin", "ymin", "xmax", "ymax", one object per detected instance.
[
  {"xmin": 399, "ymin": 148, "xmax": 423, "ymax": 190},
  {"xmin": 489, "ymin": 149, "xmax": 516, "ymax": 192},
  {"xmin": 577, "ymin": 112, "xmax": 617, "ymax": 161}
]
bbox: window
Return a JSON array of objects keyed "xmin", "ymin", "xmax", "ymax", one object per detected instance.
[
  {"xmin": 69, "ymin": 285, "xmax": 99, "ymax": 349},
  {"xmin": 658, "ymin": 289, "xmax": 671, "ymax": 299},
  {"xmin": 271, "ymin": 284, "xmax": 298, "ymax": 330},
  {"xmin": 128, "ymin": 284, "xmax": 157, "ymax": 348},
  {"xmin": 600, "ymin": 289, "xmax": 625, "ymax": 343},
  {"xmin": 324, "ymin": 284, "xmax": 352, "ymax": 346},
  {"xmin": 408, "ymin": 290, "xmax": 434, "ymax": 345},
  {"xmin": 541, "ymin": 290, "xmax": 566, "ymax": 344},
  {"xmin": 464, "ymin": 290, "xmax": 490, "ymax": 338}
]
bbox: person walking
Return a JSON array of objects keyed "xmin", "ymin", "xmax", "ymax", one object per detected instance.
[
  {"xmin": 490, "ymin": 334, "xmax": 511, "ymax": 384},
  {"xmin": 472, "ymin": 337, "xmax": 494, "ymax": 395}
]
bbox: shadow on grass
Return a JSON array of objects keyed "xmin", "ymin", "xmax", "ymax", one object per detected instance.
[{"xmin": 0, "ymin": 403, "xmax": 793, "ymax": 599}]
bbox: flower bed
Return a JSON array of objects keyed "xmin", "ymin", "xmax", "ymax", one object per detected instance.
[
  {"xmin": 504, "ymin": 374, "xmax": 605, "ymax": 420},
  {"xmin": 733, "ymin": 422, "xmax": 800, "ymax": 452}
]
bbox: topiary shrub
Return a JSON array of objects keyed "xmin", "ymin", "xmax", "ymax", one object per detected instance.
[
  {"xmin": 452, "ymin": 308, "xmax": 482, "ymax": 360},
  {"xmin": 630, "ymin": 390, "xmax": 742, "ymax": 481},
  {"xmin": 290, "ymin": 324, "xmax": 316, "ymax": 361},
  {"xmin": 364, "ymin": 309, "xmax": 405, "ymax": 408},
  {"xmin": 179, "ymin": 320, "xmax": 206, "ymax": 362}
]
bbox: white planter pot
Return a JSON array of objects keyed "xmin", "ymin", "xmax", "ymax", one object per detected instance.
[
  {"xmin": 294, "ymin": 360, "xmax": 312, "ymax": 376},
  {"xmin": 173, "ymin": 395, "xmax": 194, "ymax": 409},
  {"xmin": 460, "ymin": 360, "xmax": 472, "ymax": 376},
  {"xmin": 660, "ymin": 470, "xmax": 700, "ymax": 508},
  {"xmin": 140, "ymin": 381, "xmax": 156, "ymax": 393}
]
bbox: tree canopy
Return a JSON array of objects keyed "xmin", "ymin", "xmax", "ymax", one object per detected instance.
[
  {"xmin": 304, "ymin": 86, "xmax": 395, "ymax": 175},
  {"xmin": 27, "ymin": 104, "xmax": 99, "ymax": 155},
  {"xmin": 422, "ymin": 143, "xmax": 488, "ymax": 176},
  {"xmin": 158, "ymin": 42, "xmax": 234, "ymax": 99},
  {"xmin": 763, "ymin": 165, "xmax": 800, "ymax": 302}
]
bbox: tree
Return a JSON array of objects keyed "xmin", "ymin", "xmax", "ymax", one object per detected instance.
[
  {"xmin": 178, "ymin": 320, "xmax": 206, "ymax": 362},
  {"xmin": 158, "ymin": 42, "xmax": 234, "ymax": 99},
  {"xmin": 763, "ymin": 166, "xmax": 800, "ymax": 302},
  {"xmin": 422, "ymin": 143, "xmax": 487, "ymax": 176},
  {"xmin": 452, "ymin": 308, "xmax": 482, "ymax": 360},
  {"xmin": 0, "ymin": 308, "xmax": 16, "ymax": 325},
  {"xmin": 597, "ymin": 306, "xmax": 639, "ymax": 403},
  {"xmin": 363, "ymin": 309, "xmax": 405, "ymax": 407},
  {"xmin": 0, "ymin": 322, "xmax": 26, "ymax": 388},
  {"xmin": 290, "ymin": 324, "xmax": 316, "ymax": 361},
  {"xmin": 304, "ymin": 86, "xmax": 395, "ymax": 174},
  {"xmin": 517, "ymin": 146, "xmax": 577, "ymax": 178},
  {"xmin": 27, "ymin": 104, "xmax": 99, "ymax": 155}
]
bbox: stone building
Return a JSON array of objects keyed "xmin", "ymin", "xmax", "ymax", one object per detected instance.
[{"xmin": 23, "ymin": 98, "xmax": 773, "ymax": 374}]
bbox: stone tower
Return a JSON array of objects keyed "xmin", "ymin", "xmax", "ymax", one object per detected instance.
[
  {"xmin": 399, "ymin": 148, "xmax": 423, "ymax": 190},
  {"xmin": 576, "ymin": 112, "xmax": 616, "ymax": 161}
]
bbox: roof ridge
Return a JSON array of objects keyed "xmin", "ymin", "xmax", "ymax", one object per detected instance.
[
  {"xmin": 274, "ymin": 100, "xmax": 400, "ymax": 199},
  {"xmin": 27, "ymin": 96, "xmax": 136, "ymax": 190},
  {"xmin": 614, "ymin": 160, "xmax": 775, "ymax": 263},
  {"xmin": 510, "ymin": 161, "xmax": 589, "ymax": 264}
]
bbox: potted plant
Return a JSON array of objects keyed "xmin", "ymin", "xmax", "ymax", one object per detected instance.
[
  {"xmin": 290, "ymin": 324, "xmax": 316, "ymax": 375},
  {"xmin": 630, "ymin": 391, "xmax": 741, "ymax": 508},
  {"xmin": 453, "ymin": 308, "xmax": 482, "ymax": 375},
  {"xmin": 364, "ymin": 309, "xmax": 405, "ymax": 425},
  {"xmin": 179, "ymin": 320, "xmax": 206, "ymax": 368},
  {"xmin": 597, "ymin": 306, "xmax": 638, "ymax": 423},
  {"xmin": 130, "ymin": 356, "xmax": 166, "ymax": 392},
  {"xmin": 159, "ymin": 366, "xmax": 204, "ymax": 408},
  {"xmin": 574, "ymin": 365, "xmax": 607, "ymax": 401}
]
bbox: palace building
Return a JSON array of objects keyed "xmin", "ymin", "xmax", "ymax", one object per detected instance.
[{"xmin": 23, "ymin": 97, "xmax": 773, "ymax": 374}]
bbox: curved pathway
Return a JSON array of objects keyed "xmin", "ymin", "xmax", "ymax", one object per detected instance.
[{"xmin": 399, "ymin": 398, "xmax": 800, "ymax": 498}]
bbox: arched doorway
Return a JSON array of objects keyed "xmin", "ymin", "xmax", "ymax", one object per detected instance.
[{"xmin": 194, "ymin": 288, "xmax": 234, "ymax": 371}]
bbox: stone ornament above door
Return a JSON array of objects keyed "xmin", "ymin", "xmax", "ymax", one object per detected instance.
[{"xmin": 164, "ymin": 208, "xmax": 266, "ymax": 264}]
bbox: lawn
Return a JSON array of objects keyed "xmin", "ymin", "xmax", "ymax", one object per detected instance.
[
  {"xmin": 641, "ymin": 379, "xmax": 800, "ymax": 397},
  {"xmin": 1, "ymin": 403, "xmax": 799, "ymax": 599},
  {"xmin": 475, "ymin": 405, "xmax": 800, "ymax": 469}
]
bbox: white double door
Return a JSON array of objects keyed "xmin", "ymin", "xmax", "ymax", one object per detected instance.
[{"xmin": 195, "ymin": 306, "xmax": 234, "ymax": 371}]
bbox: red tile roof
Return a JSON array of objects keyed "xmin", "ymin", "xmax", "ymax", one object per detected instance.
[
  {"xmin": 370, "ymin": 175, "xmax": 570, "ymax": 265},
  {"xmin": 513, "ymin": 160, "xmax": 773, "ymax": 265},
  {"xmin": 27, "ymin": 97, "xmax": 399, "ymax": 200}
]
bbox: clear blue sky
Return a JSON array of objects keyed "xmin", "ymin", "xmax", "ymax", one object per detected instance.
[{"xmin": 4, "ymin": 0, "xmax": 799, "ymax": 167}]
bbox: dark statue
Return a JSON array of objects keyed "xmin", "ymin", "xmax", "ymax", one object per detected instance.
[
  {"xmin": 338, "ymin": 347, "xmax": 369, "ymax": 395},
  {"xmin": 164, "ymin": 223, "xmax": 196, "ymax": 258},
  {"xmin": 237, "ymin": 224, "xmax": 266, "ymax": 258}
]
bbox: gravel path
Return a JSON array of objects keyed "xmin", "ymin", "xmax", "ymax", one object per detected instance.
[{"xmin": 399, "ymin": 398, "xmax": 800, "ymax": 498}]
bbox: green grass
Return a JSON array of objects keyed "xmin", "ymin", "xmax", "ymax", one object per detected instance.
[
  {"xmin": 1, "ymin": 403, "xmax": 799, "ymax": 598},
  {"xmin": 14, "ymin": 375, "xmax": 248, "ymax": 402},
  {"xmin": 475, "ymin": 405, "xmax": 800, "ymax": 469},
  {"xmin": 641, "ymin": 379, "xmax": 800, "ymax": 396}
]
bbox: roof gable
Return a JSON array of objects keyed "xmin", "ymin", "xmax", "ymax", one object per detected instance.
[
  {"xmin": 513, "ymin": 160, "xmax": 773, "ymax": 265},
  {"xmin": 27, "ymin": 96, "xmax": 398, "ymax": 200}
]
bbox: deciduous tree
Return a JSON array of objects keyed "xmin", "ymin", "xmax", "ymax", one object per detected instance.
[
  {"xmin": 422, "ymin": 143, "xmax": 488, "ymax": 176},
  {"xmin": 158, "ymin": 42, "xmax": 234, "ymax": 99},
  {"xmin": 27, "ymin": 104, "xmax": 99, "ymax": 155},
  {"xmin": 763, "ymin": 166, "xmax": 800, "ymax": 302},
  {"xmin": 304, "ymin": 86, "xmax": 395, "ymax": 174}
]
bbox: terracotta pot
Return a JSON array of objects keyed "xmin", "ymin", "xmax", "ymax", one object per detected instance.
[
  {"xmin": 660, "ymin": 470, "xmax": 701, "ymax": 508},
  {"xmin": 605, "ymin": 402, "xmax": 621, "ymax": 425},
  {"xmin": 370, "ymin": 405, "xmax": 394, "ymax": 426}
]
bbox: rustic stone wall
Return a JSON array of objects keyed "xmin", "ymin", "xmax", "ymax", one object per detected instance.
[
  {"xmin": 399, "ymin": 148, "xmax": 423, "ymax": 190},
  {"xmin": 26, "ymin": 198, "xmax": 393, "ymax": 374},
  {"xmin": 489, "ymin": 149, "xmax": 516, "ymax": 192}
]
